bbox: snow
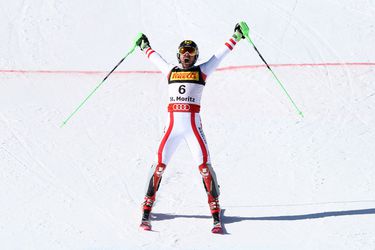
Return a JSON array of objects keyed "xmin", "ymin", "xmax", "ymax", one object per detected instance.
[{"xmin": 1, "ymin": 0, "xmax": 375, "ymax": 249}]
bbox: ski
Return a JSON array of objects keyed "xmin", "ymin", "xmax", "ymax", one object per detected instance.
[
  {"xmin": 211, "ymin": 222, "xmax": 223, "ymax": 234},
  {"xmin": 139, "ymin": 220, "xmax": 152, "ymax": 231}
]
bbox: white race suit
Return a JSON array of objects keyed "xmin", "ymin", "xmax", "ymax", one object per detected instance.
[{"xmin": 142, "ymin": 37, "xmax": 238, "ymax": 214}]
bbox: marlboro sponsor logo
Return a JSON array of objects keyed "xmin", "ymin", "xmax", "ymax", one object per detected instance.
[{"xmin": 170, "ymin": 71, "xmax": 199, "ymax": 81}]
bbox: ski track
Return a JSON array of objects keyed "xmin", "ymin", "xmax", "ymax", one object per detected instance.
[{"xmin": 0, "ymin": 113, "xmax": 56, "ymax": 183}]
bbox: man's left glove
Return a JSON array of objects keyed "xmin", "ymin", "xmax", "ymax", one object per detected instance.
[
  {"xmin": 233, "ymin": 23, "xmax": 245, "ymax": 42},
  {"xmin": 136, "ymin": 34, "xmax": 150, "ymax": 51}
]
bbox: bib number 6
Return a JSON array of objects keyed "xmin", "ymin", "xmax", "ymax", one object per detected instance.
[{"xmin": 178, "ymin": 85, "xmax": 186, "ymax": 94}]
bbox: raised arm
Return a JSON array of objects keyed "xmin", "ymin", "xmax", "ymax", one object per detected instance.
[
  {"xmin": 136, "ymin": 34, "xmax": 174, "ymax": 76},
  {"xmin": 199, "ymin": 23, "xmax": 245, "ymax": 77}
]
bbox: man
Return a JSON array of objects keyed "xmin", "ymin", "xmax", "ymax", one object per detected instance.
[{"xmin": 136, "ymin": 23, "xmax": 245, "ymax": 233}]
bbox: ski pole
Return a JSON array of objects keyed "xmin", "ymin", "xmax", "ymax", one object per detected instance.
[
  {"xmin": 61, "ymin": 33, "xmax": 143, "ymax": 127},
  {"xmin": 239, "ymin": 21, "xmax": 304, "ymax": 118}
]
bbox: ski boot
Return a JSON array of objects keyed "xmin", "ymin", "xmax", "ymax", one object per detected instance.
[
  {"xmin": 139, "ymin": 196, "xmax": 154, "ymax": 231},
  {"xmin": 210, "ymin": 199, "xmax": 223, "ymax": 234}
]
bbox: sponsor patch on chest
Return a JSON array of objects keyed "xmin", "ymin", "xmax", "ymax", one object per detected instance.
[{"xmin": 170, "ymin": 71, "xmax": 199, "ymax": 81}]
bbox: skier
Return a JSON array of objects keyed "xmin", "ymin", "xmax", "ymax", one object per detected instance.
[{"xmin": 136, "ymin": 23, "xmax": 245, "ymax": 233}]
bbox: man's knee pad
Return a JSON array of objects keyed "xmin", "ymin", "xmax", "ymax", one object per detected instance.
[
  {"xmin": 199, "ymin": 163, "xmax": 220, "ymax": 198},
  {"xmin": 146, "ymin": 163, "xmax": 166, "ymax": 197}
]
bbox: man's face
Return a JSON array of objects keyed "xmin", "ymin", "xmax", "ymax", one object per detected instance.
[{"xmin": 179, "ymin": 46, "xmax": 197, "ymax": 69}]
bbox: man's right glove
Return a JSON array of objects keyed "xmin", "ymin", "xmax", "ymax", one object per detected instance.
[
  {"xmin": 136, "ymin": 34, "xmax": 150, "ymax": 51},
  {"xmin": 233, "ymin": 23, "xmax": 245, "ymax": 42}
]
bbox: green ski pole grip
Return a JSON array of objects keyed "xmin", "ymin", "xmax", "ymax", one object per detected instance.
[
  {"xmin": 239, "ymin": 21, "xmax": 250, "ymax": 38},
  {"xmin": 129, "ymin": 32, "xmax": 144, "ymax": 54}
]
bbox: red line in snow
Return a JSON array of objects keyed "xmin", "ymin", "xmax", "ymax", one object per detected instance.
[
  {"xmin": 0, "ymin": 69, "xmax": 161, "ymax": 75},
  {"xmin": 216, "ymin": 62, "xmax": 375, "ymax": 71},
  {"xmin": 0, "ymin": 62, "xmax": 374, "ymax": 75}
]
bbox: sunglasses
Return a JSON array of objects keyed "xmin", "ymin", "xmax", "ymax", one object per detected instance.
[{"xmin": 179, "ymin": 46, "xmax": 197, "ymax": 56}]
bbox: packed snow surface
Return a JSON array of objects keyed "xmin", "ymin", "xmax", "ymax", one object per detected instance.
[{"xmin": 1, "ymin": 1, "xmax": 375, "ymax": 249}]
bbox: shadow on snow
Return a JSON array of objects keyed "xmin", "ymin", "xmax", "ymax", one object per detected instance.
[{"xmin": 151, "ymin": 208, "xmax": 375, "ymax": 234}]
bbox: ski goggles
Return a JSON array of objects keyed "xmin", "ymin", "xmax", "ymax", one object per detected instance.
[{"xmin": 179, "ymin": 46, "xmax": 197, "ymax": 56}]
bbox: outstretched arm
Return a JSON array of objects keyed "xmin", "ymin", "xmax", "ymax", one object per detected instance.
[
  {"xmin": 136, "ymin": 34, "xmax": 174, "ymax": 76},
  {"xmin": 199, "ymin": 23, "xmax": 245, "ymax": 77}
]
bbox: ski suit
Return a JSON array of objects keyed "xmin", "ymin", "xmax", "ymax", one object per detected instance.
[{"xmin": 142, "ymin": 37, "xmax": 238, "ymax": 215}]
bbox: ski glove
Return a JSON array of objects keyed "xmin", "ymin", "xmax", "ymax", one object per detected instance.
[
  {"xmin": 233, "ymin": 23, "xmax": 245, "ymax": 42},
  {"xmin": 136, "ymin": 34, "xmax": 150, "ymax": 51}
]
